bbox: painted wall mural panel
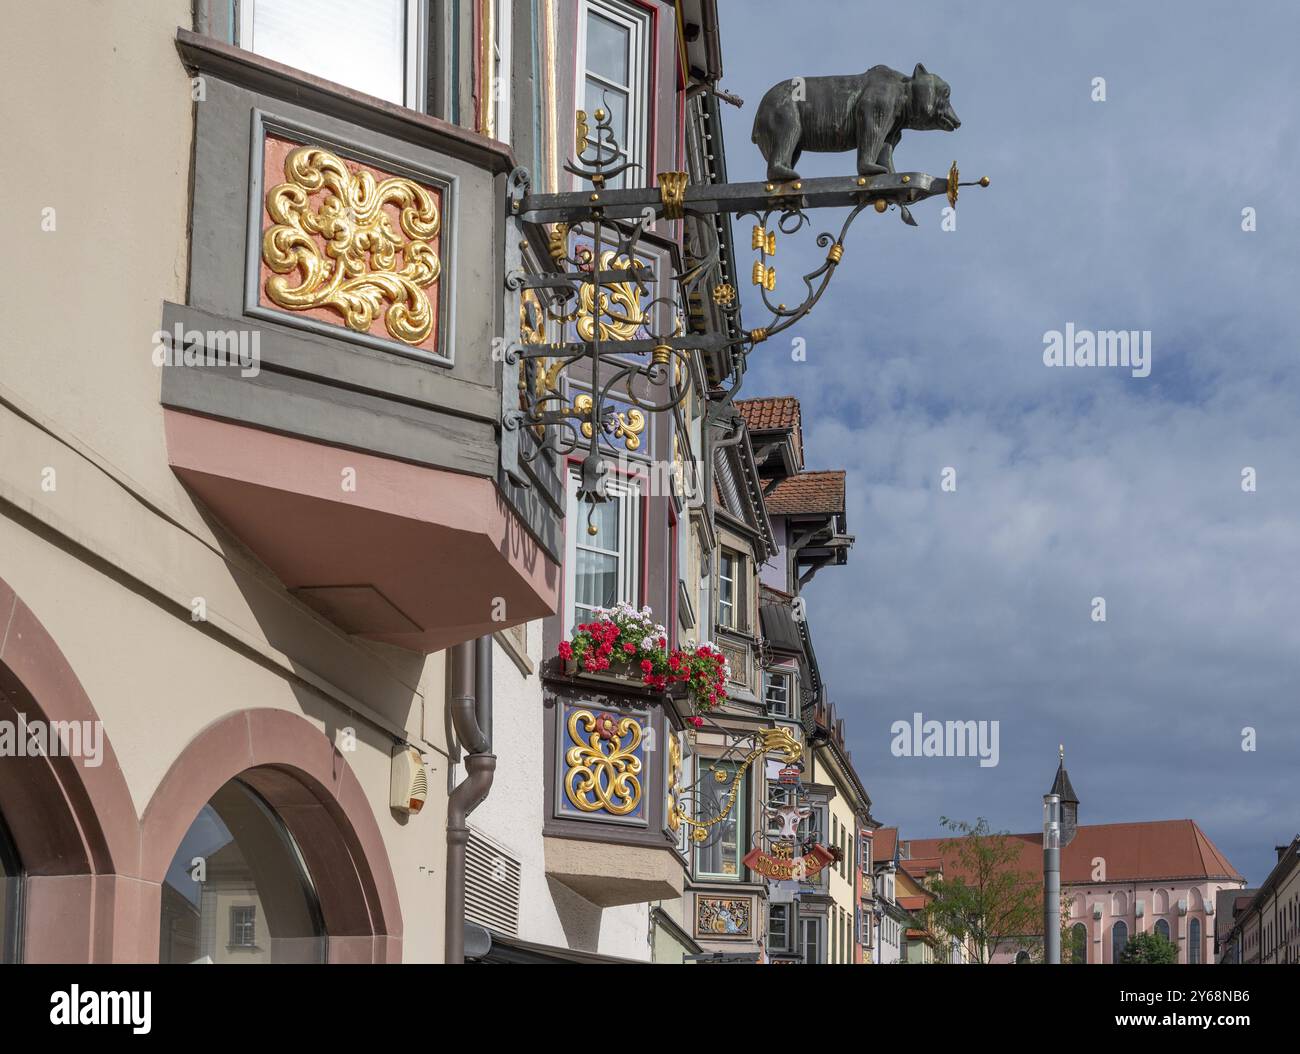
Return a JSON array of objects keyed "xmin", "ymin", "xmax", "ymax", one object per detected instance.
[{"xmin": 695, "ymin": 895, "xmax": 754, "ymax": 938}]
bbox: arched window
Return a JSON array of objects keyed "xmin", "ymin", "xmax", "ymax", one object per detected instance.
[
  {"xmin": 1070, "ymin": 922, "xmax": 1088, "ymax": 964},
  {"xmin": 159, "ymin": 779, "xmax": 325, "ymax": 964},
  {"xmin": 1155, "ymin": 918, "xmax": 1171, "ymax": 943},
  {"xmin": 0, "ymin": 811, "xmax": 20, "ymax": 963},
  {"xmin": 1015, "ymin": 949, "xmax": 1031, "ymax": 964},
  {"xmin": 1189, "ymin": 917, "xmax": 1201, "ymax": 964},
  {"xmin": 1111, "ymin": 920, "xmax": 1129, "ymax": 963}
]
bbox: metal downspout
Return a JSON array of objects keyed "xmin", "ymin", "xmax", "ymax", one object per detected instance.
[{"xmin": 445, "ymin": 636, "xmax": 495, "ymax": 963}]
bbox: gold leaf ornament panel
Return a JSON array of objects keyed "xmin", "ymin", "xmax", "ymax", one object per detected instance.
[
  {"xmin": 562, "ymin": 707, "xmax": 645, "ymax": 819},
  {"xmin": 259, "ymin": 135, "xmax": 444, "ymax": 351}
]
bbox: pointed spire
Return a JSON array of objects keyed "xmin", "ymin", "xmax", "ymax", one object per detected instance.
[{"xmin": 1048, "ymin": 745, "xmax": 1078, "ymax": 804}]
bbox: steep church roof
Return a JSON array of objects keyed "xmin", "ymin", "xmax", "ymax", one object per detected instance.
[{"xmin": 1049, "ymin": 757, "xmax": 1078, "ymax": 805}]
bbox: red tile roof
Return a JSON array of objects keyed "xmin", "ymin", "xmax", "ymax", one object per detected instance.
[
  {"xmin": 906, "ymin": 820, "xmax": 1244, "ymax": 887},
  {"xmin": 737, "ymin": 396, "xmax": 801, "ymax": 433},
  {"xmin": 874, "ymin": 826, "xmax": 898, "ymax": 864},
  {"xmin": 765, "ymin": 470, "xmax": 846, "ymax": 517},
  {"xmin": 901, "ymin": 857, "xmax": 943, "ymax": 880},
  {"xmin": 737, "ymin": 396, "xmax": 804, "ymax": 471}
]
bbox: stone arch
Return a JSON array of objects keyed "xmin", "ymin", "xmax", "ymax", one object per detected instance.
[
  {"xmin": 140, "ymin": 708, "xmax": 403, "ymax": 963},
  {"xmin": 0, "ymin": 576, "xmax": 141, "ymax": 961}
]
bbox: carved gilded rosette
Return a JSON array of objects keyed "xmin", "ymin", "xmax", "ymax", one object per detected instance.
[{"xmin": 258, "ymin": 138, "xmax": 444, "ymax": 352}]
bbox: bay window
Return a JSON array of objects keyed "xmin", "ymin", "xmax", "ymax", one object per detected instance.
[
  {"xmin": 695, "ymin": 760, "xmax": 747, "ymax": 880},
  {"xmin": 763, "ymin": 669, "xmax": 792, "ymax": 718},
  {"xmin": 238, "ymin": 0, "xmax": 425, "ymax": 107},
  {"xmin": 768, "ymin": 903, "xmax": 792, "ymax": 953},
  {"xmin": 565, "ymin": 469, "xmax": 641, "ymax": 634},
  {"xmin": 718, "ymin": 547, "xmax": 746, "ymax": 631},
  {"xmin": 578, "ymin": 0, "xmax": 652, "ymax": 189},
  {"xmin": 798, "ymin": 915, "xmax": 824, "ymax": 965}
]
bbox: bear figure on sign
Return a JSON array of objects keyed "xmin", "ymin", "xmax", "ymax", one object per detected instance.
[{"xmin": 751, "ymin": 63, "xmax": 960, "ymax": 182}]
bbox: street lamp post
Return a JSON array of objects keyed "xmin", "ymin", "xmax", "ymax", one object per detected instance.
[{"xmin": 1043, "ymin": 792, "xmax": 1061, "ymax": 964}]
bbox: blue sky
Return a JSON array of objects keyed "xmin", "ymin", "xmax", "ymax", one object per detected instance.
[{"xmin": 716, "ymin": 0, "xmax": 1300, "ymax": 885}]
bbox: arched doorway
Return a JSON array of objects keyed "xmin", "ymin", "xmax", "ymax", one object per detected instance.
[
  {"xmin": 0, "ymin": 578, "xmax": 139, "ymax": 962},
  {"xmin": 159, "ymin": 778, "xmax": 326, "ymax": 964},
  {"xmin": 141, "ymin": 709, "xmax": 403, "ymax": 963}
]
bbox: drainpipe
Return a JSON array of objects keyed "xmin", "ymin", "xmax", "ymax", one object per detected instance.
[{"xmin": 445, "ymin": 635, "xmax": 495, "ymax": 963}]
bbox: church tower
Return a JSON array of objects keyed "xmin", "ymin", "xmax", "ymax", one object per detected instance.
[{"xmin": 1049, "ymin": 745, "xmax": 1079, "ymax": 847}]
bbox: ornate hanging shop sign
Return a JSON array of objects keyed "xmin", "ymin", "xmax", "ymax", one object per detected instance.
[
  {"xmin": 749, "ymin": 760, "xmax": 841, "ymax": 888},
  {"xmin": 502, "ymin": 65, "xmax": 989, "ymax": 500},
  {"xmin": 743, "ymin": 842, "xmax": 835, "ymax": 883}
]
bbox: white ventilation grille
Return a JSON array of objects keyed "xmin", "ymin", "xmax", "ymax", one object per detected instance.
[{"xmin": 465, "ymin": 828, "xmax": 522, "ymax": 937}]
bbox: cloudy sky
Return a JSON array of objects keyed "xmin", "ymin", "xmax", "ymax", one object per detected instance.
[{"xmin": 716, "ymin": 0, "xmax": 1300, "ymax": 885}]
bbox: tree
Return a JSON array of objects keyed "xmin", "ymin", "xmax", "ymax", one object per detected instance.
[
  {"xmin": 1119, "ymin": 931, "xmax": 1179, "ymax": 964},
  {"xmin": 922, "ymin": 817, "xmax": 1042, "ymax": 964}
]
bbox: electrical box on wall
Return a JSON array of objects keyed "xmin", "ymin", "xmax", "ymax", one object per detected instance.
[{"xmin": 391, "ymin": 745, "xmax": 428, "ymax": 814}]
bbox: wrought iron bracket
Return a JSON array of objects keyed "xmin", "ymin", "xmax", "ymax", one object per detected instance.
[{"xmin": 502, "ymin": 106, "xmax": 988, "ymax": 502}]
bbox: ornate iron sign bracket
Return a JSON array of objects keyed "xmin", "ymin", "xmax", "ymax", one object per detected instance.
[{"xmin": 502, "ymin": 106, "xmax": 988, "ymax": 500}]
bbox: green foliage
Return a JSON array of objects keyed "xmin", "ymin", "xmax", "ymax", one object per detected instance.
[
  {"xmin": 1119, "ymin": 931, "xmax": 1179, "ymax": 964},
  {"xmin": 923, "ymin": 816, "xmax": 1042, "ymax": 964}
]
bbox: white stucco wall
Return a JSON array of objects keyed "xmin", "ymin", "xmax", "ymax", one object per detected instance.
[{"xmin": 465, "ymin": 627, "xmax": 650, "ymax": 960}]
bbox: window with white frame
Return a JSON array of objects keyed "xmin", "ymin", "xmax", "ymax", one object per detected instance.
[
  {"xmin": 239, "ymin": 0, "xmax": 425, "ymax": 107},
  {"xmin": 768, "ymin": 903, "xmax": 792, "ymax": 952},
  {"xmin": 577, "ymin": 0, "xmax": 652, "ymax": 189},
  {"xmin": 762, "ymin": 669, "xmax": 792, "ymax": 718},
  {"xmin": 798, "ymin": 915, "xmax": 824, "ymax": 965},
  {"xmin": 717, "ymin": 548, "xmax": 744, "ymax": 631},
  {"xmin": 486, "ymin": 0, "xmax": 513, "ymax": 141},
  {"xmin": 229, "ymin": 905, "xmax": 257, "ymax": 948},
  {"xmin": 565, "ymin": 469, "xmax": 640, "ymax": 634}
]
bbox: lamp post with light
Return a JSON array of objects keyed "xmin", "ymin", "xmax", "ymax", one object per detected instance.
[{"xmin": 1043, "ymin": 792, "xmax": 1061, "ymax": 964}]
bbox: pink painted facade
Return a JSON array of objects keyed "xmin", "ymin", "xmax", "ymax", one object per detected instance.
[{"xmin": 1049, "ymin": 879, "xmax": 1237, "ymax": 965}]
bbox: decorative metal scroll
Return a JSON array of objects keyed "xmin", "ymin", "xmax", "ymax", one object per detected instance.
[
  {"xmin": 504, "ymin": 107, "xmax": 696, "ymax": 506},
  {"xmin": 671, "ymin": 723, "xmax": 801, "ymax": 850},
  {"xmin": 503, "ymin": 106, "xmax": 989, "ymax": 501},
  {"xmin": 746, "ymin": 771, "xmax": 836, "ymax": 887}
]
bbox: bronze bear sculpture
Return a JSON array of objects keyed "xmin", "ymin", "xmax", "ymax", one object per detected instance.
[{"xmin": 751, "ymin": 63, "xmax": 960, "ymax": 182}]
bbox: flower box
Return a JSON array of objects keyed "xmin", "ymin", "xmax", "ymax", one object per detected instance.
[
  {"xmin": 561, "ymin": 657, "xmax": 690, "ymax": 698},
  {"xmin": 558, "ymin": 604, "xmax": 731, "ymax": 720}
]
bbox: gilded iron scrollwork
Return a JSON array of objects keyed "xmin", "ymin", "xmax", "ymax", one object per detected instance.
[
  {"xmin": 503, "ymin": 101, "xmax": 988, "ymax": 499},
  {"xmin": 672, "ymin": 725, "xmax": 801, "ymax": 845}
]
